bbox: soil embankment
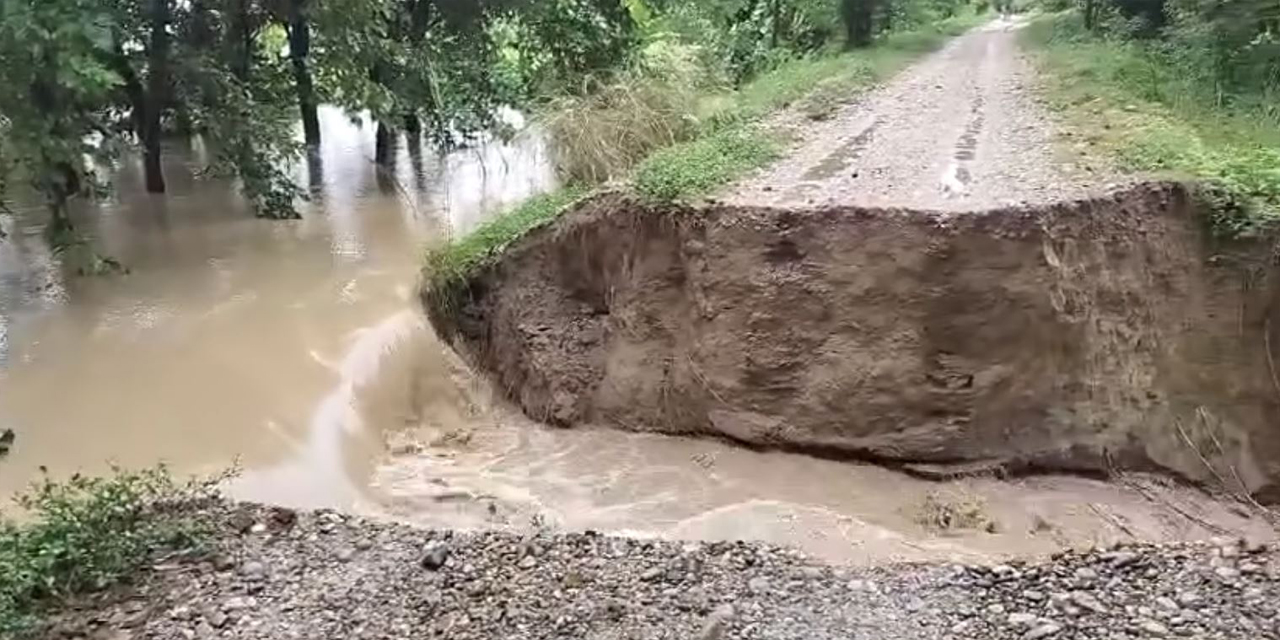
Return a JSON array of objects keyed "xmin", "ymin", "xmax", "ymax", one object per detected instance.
[{"xmin": 425, "ymin": 182, "xmax": 1280, "ymax": 499}]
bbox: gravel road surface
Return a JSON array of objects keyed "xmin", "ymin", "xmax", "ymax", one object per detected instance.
[
  {"xmin": 47, "ymin": 504, "xmax": 1280, "ymax": 640},
  {"xmin": 727, "ymin": 17, "xmax": 1111, "ymax": 211}
]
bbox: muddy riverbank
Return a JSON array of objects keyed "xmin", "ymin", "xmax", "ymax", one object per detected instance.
[{"xmin": 424, "ymin": 182, "xmax": 1280, "ymax": 500}]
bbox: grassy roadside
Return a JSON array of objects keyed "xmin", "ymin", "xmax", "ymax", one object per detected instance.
[
  {"xmin": 424, "ymin": 11, "xmax": 988, "ymax": 299},
  {"xmin": 1022, "ymin": 12, "xmax": 1280, "ymax": 238}
]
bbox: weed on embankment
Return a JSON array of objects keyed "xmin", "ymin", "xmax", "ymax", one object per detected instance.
[
  {"xmin": 1023, "ymin": 13, "xmax": 1280, "ymax": 238},
  {"xmin": 0, "ymin": 467, "xmax": 215, "ymax": 635},
  {"xmin": 424, "ymin": 11, "xmax": 989, "ymax": 295}
]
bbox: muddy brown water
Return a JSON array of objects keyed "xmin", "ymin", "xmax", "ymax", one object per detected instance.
[{"xmin": 0, "ymin": 109, "xmax": 1271, "ymax": 566}]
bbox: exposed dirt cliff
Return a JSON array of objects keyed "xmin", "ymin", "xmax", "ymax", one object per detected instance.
[{"xmin": 424, "ymin": 183, "xmax": 1280, "ymax": 500}]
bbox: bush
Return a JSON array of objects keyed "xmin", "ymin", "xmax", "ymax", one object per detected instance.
[{"xmin": 0, "ymin": 467, "xmax": 214, "ymax": 635}]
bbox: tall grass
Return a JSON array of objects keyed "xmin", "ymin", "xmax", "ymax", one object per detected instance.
[
  {"xmin": 1025, "ymin": 13, "xmax": 1280, "ymax": 236},
  {"xmin": 541, "ymin": 40, "xmax": 711, "ymax": 183}
]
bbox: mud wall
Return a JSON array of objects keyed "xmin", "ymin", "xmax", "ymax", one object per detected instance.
[{"xmin": 425, "ymin": 184, "xmax": 1280, "ymax": 499}]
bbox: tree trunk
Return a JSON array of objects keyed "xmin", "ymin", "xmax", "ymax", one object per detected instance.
[
  {"xmin": 770, "ymin": 0, "xmax": 781, "ymax": 48},
  {"xmin": 287, "ymin": 0, "xmax": 321, "ymax": 148},
  {"xmin": 375, "ymin": 122, "xmax": 395, "ymax": 166},
  {"xmin": 1084, "ymin": 0, "xmax": 1096, "ymax": 30},
  {"xmin": 842, "ymin": 0, "xmax": 875, "ymax": 48},
  {"xmin": 403, "ymin": 113, "xmax": 422, "ymax": 138},
  {"xmin": 229, "ymin": 0, "xmax": 253, "ymax": 80},
  {"xmin": 137, "ymin": 0, "xmax": 170, "ymax": 193}
]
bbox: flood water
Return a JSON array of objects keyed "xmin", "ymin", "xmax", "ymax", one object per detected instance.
[
  {"xmin": 1, "ymin": 108, "xmax": 1270, "ymax": 565},
  {"xmin": 0, "ymin": 107, "xmax": 555, "ymax": 504}
]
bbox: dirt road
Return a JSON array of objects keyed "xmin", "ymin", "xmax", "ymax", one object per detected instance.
[{"xmin": 728, "ymin": 17, "xmax": 1104, "ymax": 210}]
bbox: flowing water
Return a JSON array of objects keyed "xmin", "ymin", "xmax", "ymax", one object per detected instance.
[{"xmin": 0, "ymin": 108, "xmax": 1271, "ymax": 565}]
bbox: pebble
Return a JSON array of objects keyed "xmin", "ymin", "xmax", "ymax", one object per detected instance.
[
  {"xmin": 1008, "ymin": 612, "xmax": 1037, "ymax": 627},
  {"xmin": 1024, "ymin": 622, "xmax": 1062, "ymax": 639},
  {"xmin": 240, "ymin": 561, "xmax": 265, "ymax": 579},
  {"xmin": 421, "ymin": 543, "xmax": 450, "ymax": 570},
  {"xmin": 1139, "ymin": 620, "xmax": 1169, "ymax": 636}
]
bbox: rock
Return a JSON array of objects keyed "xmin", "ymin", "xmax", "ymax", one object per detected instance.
[
  {"xmin": 354, "ymin": 538, "xmax": 373, "ymax": 551},
  {"xmin": 1105, "ymin": 551, "xmax": 1139, "ymax": 568},
  {"xmin": 336, "ymin": 548, "xmax": 354, "ymax": 562},
  {"xmin": 421, "ymin": 543, "xmax": 450, "ymax": 570},
  {"xmin": 205, "ymin": 610, "xmax": 228, "ymax": 629},
  {"xmin": 1074, "ymin": 567, "xmax": 1098, "ymax": 580},
  {"xmin": 987, "ymin": 603, "xmax": 1006, "ymax": 615},
  {"xmin": 1008, "ymin": 613, "xmax": 1037, "ymax": 628},
  {"xmin": 1215, "ymin": 567, "xmax": 1240, "ymax": 580},
  {"xmin": 268, "ymin": 506, "xmax": 298, "ymax": 529},
  {"xmin": 211, "ymin": 554, "xmax": 235, "ymax": 572},
  {"xmin": 1139, "ymin": 620, "xmax": 1169, "ymax": 636},
  {"xmin": 168, "ymin": 606, "xmax": 193, "ymax": 621},
  {"xmin": 699, "ymin": 605, "xmax": 734, "ymax": 640},
  {"xmin": 1071, "ymin": 592, "xmax": 1107, "ymax": 614},
  {"xmin": 240, "ymin": 561, "xmax": 265, "ymax": 580},
  {"xmin": 1024, "ymin": 622, "xmax": 1062, "ymax": 639},
  {"xmin": 1155, "ymin": 597, "xmax": 1178, "ymax": 612},
  {"xmin": 747, "ymin": 577, "xmax": 769, "ymax": 593},
  {"xmin": 518, "ymin": 555, "xmax": 537, "ymax": 570},
  {"xmin": 223, "ymin": 597, "xmax": 255, "ymax": 612}
]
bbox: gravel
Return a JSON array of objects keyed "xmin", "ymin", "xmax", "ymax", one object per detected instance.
[
  {"xmin": 936, "ymin": 537, "xmax": 1280, "ymax": 639},
  {"xmin": 44, "ymin": 503, "xmax": 1280, "ymax": 640},
  {"xmin": 725, "ymin": 17, "xmax": 1126, "ymax": 212}
]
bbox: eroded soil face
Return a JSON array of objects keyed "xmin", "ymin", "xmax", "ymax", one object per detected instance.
[{"xmin": 426, "ymin": 184, "xmax": 1280, "ymax": 501}]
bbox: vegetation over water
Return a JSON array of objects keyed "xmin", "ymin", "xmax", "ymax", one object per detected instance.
[
  {"xmin": 0, "ymin": 467, "xmax": 213, "ymax": 635},
  {"xmin": 1024, "ymin": 2, "xmax": 1279, "ymax": 236}
]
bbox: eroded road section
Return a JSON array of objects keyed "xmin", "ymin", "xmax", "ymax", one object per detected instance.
[{"xmin": 728, "ymin": 18, "xmax": 1094, "ymax": 210}]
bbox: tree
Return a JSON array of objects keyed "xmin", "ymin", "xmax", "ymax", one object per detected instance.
[
  {"xmin": 0, "ymin": 0, "xmax": 121, "ymax": 241},
  {"xmin": 105, "ymin": 0, "xmax": 173, "ymax": 193},
  {"xmin": 284, "ymin": 0, "xmax": 322, "ymax": 148},
  {"xmin": 842, "ymin": 0, "xmax": 876, "ymax": 47}
]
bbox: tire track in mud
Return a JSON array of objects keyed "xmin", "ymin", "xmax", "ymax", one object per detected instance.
[
  {"xmin": 942, "ymin": 93, "xmax": 985, "ymax": 197},
  {"xmin": 724, "ymin": 17, "xmax": 1100, "ymax": 211}
]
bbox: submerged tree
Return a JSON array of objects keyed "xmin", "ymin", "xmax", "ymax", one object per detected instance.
[
  {"xmin": 0, "ymin": 0, "xmax": 121, "ymax": 240},
  {"xmin": 105, "ymin": 0, "xmax": 174, "ymax": 193}
]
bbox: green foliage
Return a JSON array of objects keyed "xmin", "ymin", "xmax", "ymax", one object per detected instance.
[
  {"xmin": 1025, "ymin": 13, "xmax": 1280, "ymax": 236},
  {"xmin": 0, "ymin": 0, "xmax": 121, "ymax": 224},
  {"xmin": 634, "ymin": 125, "xmax": 780, "ymax": 200},
  {"xmin": 423, "ymin": 185, "xmax": 590, "ymax": 296},
  {"xmin": 0, "ymin": 467, "xmax": 214, "ymax": 635}
]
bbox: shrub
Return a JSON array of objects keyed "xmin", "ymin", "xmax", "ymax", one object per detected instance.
[{"xmin": 0, "ymin": 467, "xmax": 215, "ymax": 635}]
